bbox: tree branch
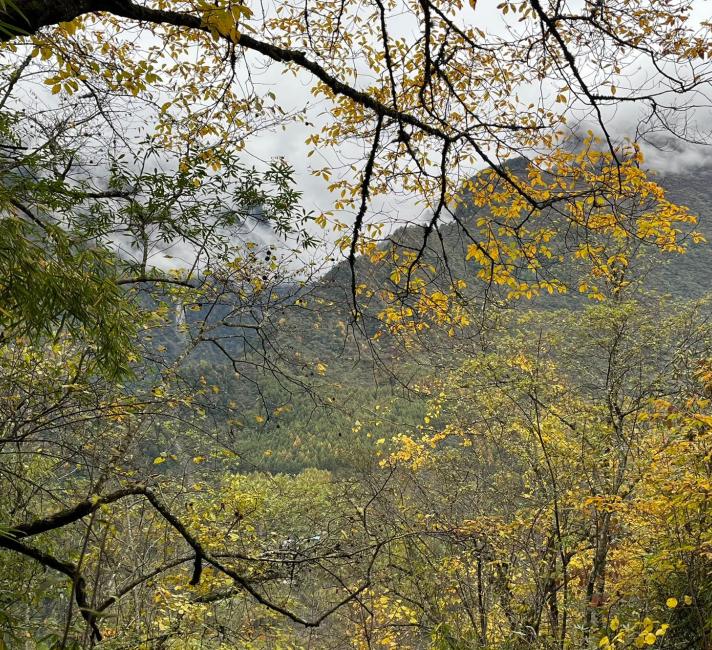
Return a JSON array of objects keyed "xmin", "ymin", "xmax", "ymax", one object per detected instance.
[
  {"xmin": 6, "ymin": 486, "xmax": 147, "ymax": 540},
  {"xmin": 0, "ymin": 535, "xmax": 103, "ymax": 640}
]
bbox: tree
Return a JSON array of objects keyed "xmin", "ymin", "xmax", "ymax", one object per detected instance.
[
  {"xmin": 1, "ymin": 0, "xmax": 711, "ymax": 646},
  {"xmin": 0, "ymin": 0, "xmax": 708, "ymax": 340},
  {"xmin": 0, "ymin": 55, "xmax": 319, "ymax": 376},
  {"xmin": 371, "ymin": 297, "xmax": 712, "ymax": 648},
  {"xmin": 0, "ymin": 332, "xmax": 391, "ymax": 646},
  {"xmin": 0, "ymin": 56, "xmax": 353, "ymax": 642}
]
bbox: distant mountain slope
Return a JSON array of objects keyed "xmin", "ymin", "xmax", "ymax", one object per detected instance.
[
  {"xmin": 642, "ymin": 165, "xmax": 712, "ymax": 298},
  {"xmin": 152, "ymin": 161, "xmax": 712, "ymax": 472}
]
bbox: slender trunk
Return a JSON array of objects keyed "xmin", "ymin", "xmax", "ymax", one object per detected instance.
[
  {"xmin": 583, "ymin": 513, "xmax": 611, "ymax": 645},
  {"xmin": 477, "ymin": 553, "xmax": 487, "ymax": 645}
]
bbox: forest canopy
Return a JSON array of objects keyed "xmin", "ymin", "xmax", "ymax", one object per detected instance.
[{"xmin": 0, "ymin": 0, "xmax": 711, "ymax": 647}]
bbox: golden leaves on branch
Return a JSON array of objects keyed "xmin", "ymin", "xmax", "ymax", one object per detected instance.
[
  {"xmin": 199, "ymin": 0, "xmax": 252, "ymax": 42},
  {"xmin": 373, "ymin": 135, "xmax": 700, "ymax": 339}
]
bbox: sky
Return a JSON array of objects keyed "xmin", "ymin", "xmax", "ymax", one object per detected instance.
[
  {"xmin": 4, "ymin": 0, "xmax": 712, "ymax": 273},
  {"xmin": 232, "ymin": 0, "xmax": 712, "ymax": 221}
]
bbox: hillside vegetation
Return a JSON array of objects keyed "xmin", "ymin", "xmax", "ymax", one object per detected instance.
[{"xmin": 2, "ymin": 2, "xmax": 712, "ymax": 646}]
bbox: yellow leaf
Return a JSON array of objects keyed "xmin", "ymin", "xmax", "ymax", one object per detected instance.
[
  {"xmin": 599, "ymin": 636, "xmax": 610, "ymax": 647},
  {"xmin": 315, "ymin": 362, "xmax": 327, "ymax": 375},
  {"xmin": 610, "ymin": 617, "xmax": 619, "ymax": 632},
  {"xmin": 644, "ymin": 633, "xmax": 656, "ymax": 645},
  {"xmin": 666, "ymin": 597, "xmax": 678, "ymax": 608},
  {"xmin": 255, "ymin": 414, "xmax": 265, "ymax": 423},
  {"xmin": 684, "ymin": 595, "xmax": 693, "ymax": 605},
  {"xmin": 153, "ymin": 456, "xmax": 166, "ymax": 465},
  {"xmin": 58, "ymin": 20, "xmax": 78, "ymax": 35}
]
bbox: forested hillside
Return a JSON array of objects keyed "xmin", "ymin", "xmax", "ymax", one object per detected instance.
[
  {"xmin": 1, "ymin": 0, "xmax": 712, "ymax": 648},
  {"xmin": 167, "ymin": 161, "xmax": 712, "ymax": 473}
]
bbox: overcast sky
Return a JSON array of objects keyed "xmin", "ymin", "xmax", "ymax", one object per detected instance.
[{"xmin": 6, "ymin": 0, "xmax": 712, "ymax": 272}]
